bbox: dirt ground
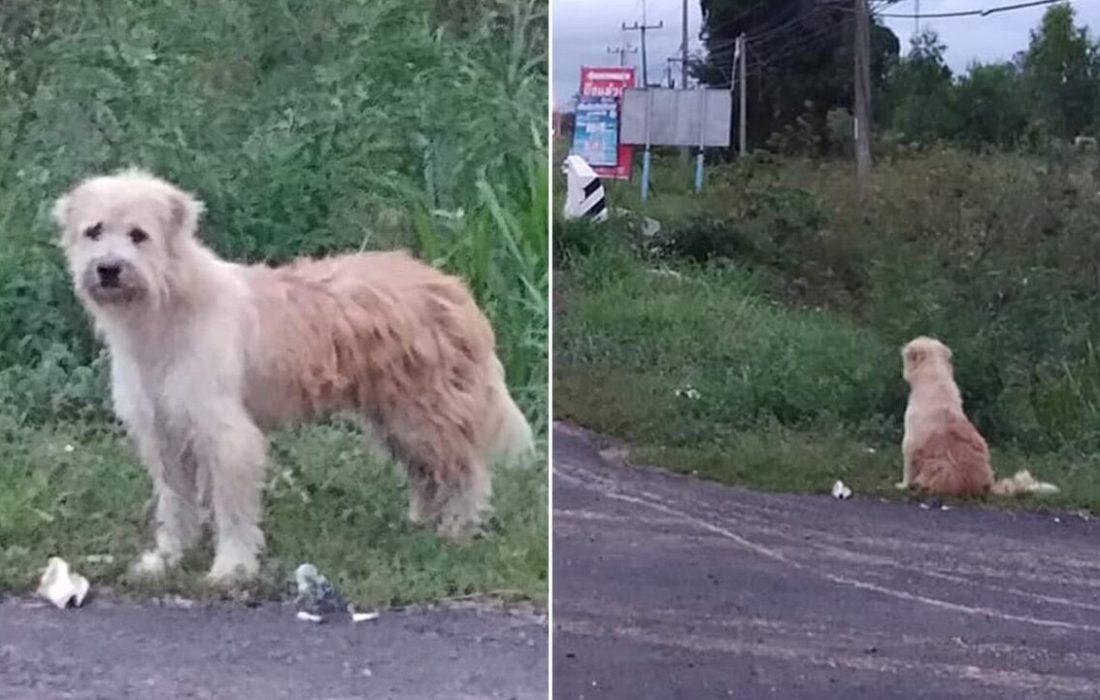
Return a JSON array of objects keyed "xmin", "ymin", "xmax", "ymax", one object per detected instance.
[
  {"xmin": 0, "ymin": 597, "xmax": 546, "ymax": 699},
  {"xmin": 553, "ymin": 422, "xmax": 1100, "ymax": 700}
]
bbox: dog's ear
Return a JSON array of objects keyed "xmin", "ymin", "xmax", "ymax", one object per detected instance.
[
  {"xmin": 903, "ymin": 343, "xmax": 926, "ymax": 369},
  {"xmin": 940, "ymin": 343, "xmax": 953, "ymax": 362},
  {"xmin": 51, "ymin": 193, "xmax": 71, "ymax": 232},
  {"xmin": 167, "ymin": 186, "xmax": 205, "ymax": 238}
]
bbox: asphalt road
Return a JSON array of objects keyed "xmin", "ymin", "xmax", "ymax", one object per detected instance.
[
  {"xmin": 553, "ymin": 422, "xmax": 1100, "ymax": 700},
  {"xmin": 0, "ymin": 597, "xmax": 546, "ymax": 699}
]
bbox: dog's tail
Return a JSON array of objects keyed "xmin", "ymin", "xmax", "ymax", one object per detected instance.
[
  {"xmin": 991, "ymin": 470, "xmax": 1060, "ymax": 497},
  {"xmin": 484, "ymin": 357, "xmax": 537, "ymax": 468}
]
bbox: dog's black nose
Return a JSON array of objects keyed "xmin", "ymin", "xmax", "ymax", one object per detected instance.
[{"xmin": 97, "ymin": 263, "xmax": 122, "ymax": 287}]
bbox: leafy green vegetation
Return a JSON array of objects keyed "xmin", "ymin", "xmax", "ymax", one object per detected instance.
[
  {"xmin": 697, "ymin": 2, "xmax": 1100, "ymax": 153},
  {"xmin": 0, "ymin": 0, "xmax": 547, "ymax": 605},
  {"xmin": 555, "ymin": 147, "xmax": 1100, "ymax": 511}
]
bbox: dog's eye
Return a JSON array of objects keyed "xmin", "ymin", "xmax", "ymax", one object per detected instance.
[
  {"xmin": 83, "ymin": 223, "xmax": 103, "ymax": 240},
  {"xmin": 129, "ymin": 228, "xmax": 149, "ymax": 244}
]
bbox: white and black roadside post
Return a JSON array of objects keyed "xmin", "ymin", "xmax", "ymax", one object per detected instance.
[{"xmin": 561, "ymin": 155, "xmax": 609, "ymax": 222}]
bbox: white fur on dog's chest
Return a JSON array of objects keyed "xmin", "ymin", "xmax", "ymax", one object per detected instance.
[{"xmin": 107, "ymin": 318, "xmax": 245, "ymax": 436}]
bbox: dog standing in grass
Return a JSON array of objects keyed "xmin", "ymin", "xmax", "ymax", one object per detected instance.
[
  {"xmin": 899, "ymin": 336, "xmax": 1057, "ymax": 497},
  {"xmin": 53, "ymin": 169, "xmax": 534, "ymax": 583}
]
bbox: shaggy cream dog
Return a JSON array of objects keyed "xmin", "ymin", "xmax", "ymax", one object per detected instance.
[
  {"xmin": 899, "ymin": 336, "xmax": 1057, "ymax": 497},
  {"xmin": 53, "ymin": 169, "xmax": 534, "ymax": 583}
]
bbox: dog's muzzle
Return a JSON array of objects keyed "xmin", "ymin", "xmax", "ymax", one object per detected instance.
[{"xmin": 82, "ymin": 257, "xmax": 143, "ymax": 303}]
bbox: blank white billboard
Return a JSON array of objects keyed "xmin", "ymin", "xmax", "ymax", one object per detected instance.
[{"xmin": 620, "ymin": 88, "xmax": 732, "ymax": 148}]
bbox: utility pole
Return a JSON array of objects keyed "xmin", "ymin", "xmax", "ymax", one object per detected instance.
[
  {"xmin": 623, "ymin": 19, "xmax": 663, "ymax": 87},
  {"xmin": 679, "ymin": 0, "xmax": 690, "ymax": 162},
  {"xmin": 853, "ymin": 0, "xmax": 872, "ymax": 201},
  {"xmin": 607, "ymin": 43, "xmax": 637, "ymax": 67},
  {"xmin": 738, "ymin": 33, "xmax": 747, "ymax": 156},
  {"xmin": 680, "ymin": 0, "xmax": 689, "ymax": 91}
]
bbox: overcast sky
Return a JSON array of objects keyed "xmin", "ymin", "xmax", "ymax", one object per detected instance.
[{"xmin": 552, "ymin": 0, "xmax": 1100, "ymax": 108}]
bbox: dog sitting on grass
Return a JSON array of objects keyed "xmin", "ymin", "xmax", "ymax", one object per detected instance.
[
  {"xmin": 53, "ymin": 169, "xmax": 535, "ymax": 583},
  {"xmin": 898, "ymin": 336, "xmax": 1058, "ymax": 498}
]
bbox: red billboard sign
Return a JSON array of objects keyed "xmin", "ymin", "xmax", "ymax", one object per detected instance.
[{"xmin": 579, "ymin": 66, "xmax": 635, "ymax": 180}]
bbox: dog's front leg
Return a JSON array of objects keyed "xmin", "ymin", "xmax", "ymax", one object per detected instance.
[
  {"xmin": 191, "ymin": 405, "xmax": 267, "ymax": 584},
  {"xmin": 113, "ymin": 361, "xmax": 204, "ymax": 577},
  {"xmin": 131, "ymin": 434, "xmax": 206, "ymax": 576}
]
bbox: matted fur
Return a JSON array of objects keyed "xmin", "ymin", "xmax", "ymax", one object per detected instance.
[
  {"xmin": 898, "ymin": 336, "xmax": 1057, "ymax": 498},
  {"xmin": 53, "ymin": 168, "xmax": 534, "ymax": 583}
]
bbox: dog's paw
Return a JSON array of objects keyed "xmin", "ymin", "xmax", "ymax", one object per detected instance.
[
  {"xmin": 436, "ymin": 517, "xmax": 485, "ymax": 543},
  {"xmin": 894, "ymin": 481, "xmax": 910, "ymax": 491},
  {"xmin": 206, "ymin": 554, "xmax": 259, "ymax": 586},
  {"xmin": 130, "ymin": 550, "xmax": 174, "ymax": 578}
]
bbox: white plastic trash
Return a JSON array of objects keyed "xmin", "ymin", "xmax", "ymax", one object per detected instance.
[
  {"xmin": 37, "ymin": 557, "xmax": 90, "ymax": 609},
  {"xmin": 831, "ymin": 480, "xmax": 852, "ymax": 500}
]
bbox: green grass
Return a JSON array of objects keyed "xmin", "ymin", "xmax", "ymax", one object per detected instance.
[
  {"xmin": 0, "ymin": 0, "xmax": 548, "ymax": 605},
  {"xmin": 0, "ymin": 418, "xmax": 546, "ymax": 606},
  {"xmin": 554, "ymin": 222, "xmax": 1100, "ymax": 514}
]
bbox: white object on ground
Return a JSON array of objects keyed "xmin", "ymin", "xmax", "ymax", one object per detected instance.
[
  {"xmin": 36, "ymin": 557, "xmax": 90, "ymax": 609},
  {"xmin": 351, "ymin": 611, "xmax": 380, "ymax": 623},
  {"xmin": 294, "ymin": 562, "xmax": 346, "ymax": 615},
  {"xmin": 296, "ymin": 611, "xmax": 324, "ymax": 623},
  {"xmin": 674, "ymin": 386, "xmax": 701, "ymax": 400},
  {"xmin": 831, "ymin": 480, "xmax": 852, "ymax": 500},
  {"xmin": 561, "ymin": 155, "xmax": 608, "ymax": 221}
]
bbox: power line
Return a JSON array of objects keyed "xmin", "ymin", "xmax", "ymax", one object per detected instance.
[
  {"xmin": 876, "ymin": 0, "xmax": 1062, "ymax": 18},
  {"xmin": 623, "ymin": 19, "xmax": 664, "ymax": 87},
  {"xmin": 705, "ymin": 9, "xmax": 847, "ymax": 76},
  {"xmin": 705, "ymin": 3, "xmax": 830, "ymax": 49},
  {"xmin": 607, "ymin": 42, "xmax": 638, "ymax": 67},
  {"xmin": 704, "ymin": 3, "xmax": 833, "ymax": 59},
  {"xmin": 698, "ymin": 0, "xmax": 775, "ymax": 41}
]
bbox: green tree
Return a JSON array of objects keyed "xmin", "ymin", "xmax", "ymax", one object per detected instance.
[
  {"xmin": 884, "ymin": 30, "xmax": 960, "ymax": 143},
  {"xmin": 1022, "ymin": 3, "xmax": 1100, "ymax": 139},
  {"xmin": 954, "ymin": 62, "xmax": 1027, "ymax": 148},
  {"xmin": 696, "ymin": 0, "xmax": 899, "ymax": 152}
]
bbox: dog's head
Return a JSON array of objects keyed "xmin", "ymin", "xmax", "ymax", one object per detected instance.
[
  {"xmin": 52, "ymin": 169, "xmax": 204, "ymax": 311},
  {"xmin": 901, "ymin": 336, "xmax": 953, "ymax": 383}
]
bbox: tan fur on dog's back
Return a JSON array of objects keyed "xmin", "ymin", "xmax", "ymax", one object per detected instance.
[
  {"xmin": 907, "ymin": 411, "xmax": 994, "ymax": 496},
  {"xmin": 900, "ymin": 336, "xmax": 1058, "ymax": 498},
  {"xmin": 239, "ymin": 251, "xmax": 529, "ymax": 474}
]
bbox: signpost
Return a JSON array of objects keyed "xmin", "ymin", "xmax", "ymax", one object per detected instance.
[{"xmin": 576, "ymin": 66, "xmax": 636, "ymax": 180}]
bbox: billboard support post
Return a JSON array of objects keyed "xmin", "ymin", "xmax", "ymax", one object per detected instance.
[
  {"xmin": 694, "ymin": 89, "xmax": 707, "ymax": 193},
  {"xmin": 641, "ymin": 89, "xmax": 653, "ymax": 202}
]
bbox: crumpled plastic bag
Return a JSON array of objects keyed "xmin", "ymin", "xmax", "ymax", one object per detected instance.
[
  {"xmin": 293, "ymin": 563, "xmax": 379, "ymax": 624},
  {"xmin": 37, "ymin": 557, "xmax": 90, "ymax": 609},
  {"xmin": 831, "ymin": 480, "xmax": 852, "ymax": 500}
]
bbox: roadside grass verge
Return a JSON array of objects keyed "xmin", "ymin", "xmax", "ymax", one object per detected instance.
[
  {"xmin": 0, "ymin": 418, "xmax": 547, "ymax": 605},
  {"xmin": 554, "ymin": 240, "xmax": 1099, "ymax": 514}
]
